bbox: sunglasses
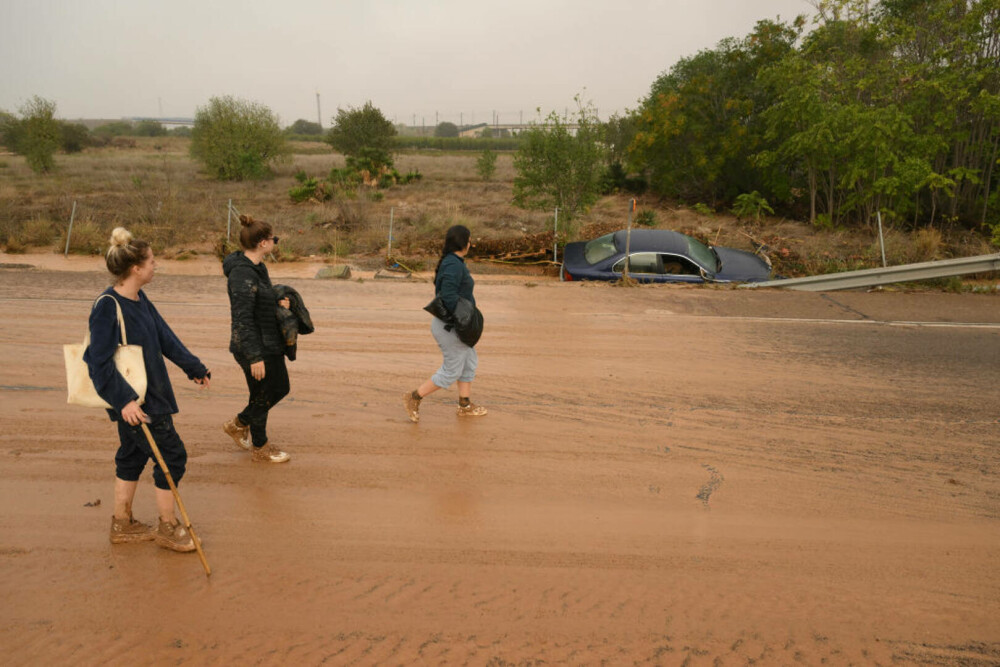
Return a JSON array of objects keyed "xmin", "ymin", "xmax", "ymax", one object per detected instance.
[{"xmin": 269, "ymin": 236, "xmax": 279, "ymax": 244}]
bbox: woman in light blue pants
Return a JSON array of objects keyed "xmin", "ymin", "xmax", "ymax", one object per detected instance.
[{"xmin": 403, "ymin": 225, "xmax": 487, "ymax": 423}]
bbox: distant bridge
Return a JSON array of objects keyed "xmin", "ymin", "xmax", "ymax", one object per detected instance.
[{"xmin": 127, "ymin": 117, "xmax": 195, "ymax": 126}]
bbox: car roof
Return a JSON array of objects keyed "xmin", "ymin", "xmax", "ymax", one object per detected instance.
[{"xmin": 612, "ymin": 229, "xmax": 692, "ymax": 254}]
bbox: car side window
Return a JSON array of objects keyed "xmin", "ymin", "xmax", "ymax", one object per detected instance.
[
  {"xmin": 659, "ymin": 254, "xmax": 701, "ymax": 275},
  {"xmin": 612, "ymin": 252, "xmax": 660, "ymax": 274}
]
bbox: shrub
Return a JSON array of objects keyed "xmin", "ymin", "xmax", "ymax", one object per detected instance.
[
  {"xmin": 190, "ymin": 96, "xmax": 288, "ymax": 180},
  {"xmin": 732, "ymin": 191, "xmax": 774, "ymax": 222},
  {"xmin": 59, "ymin": 122, "xmax": 91, "ymax": 153},
  {"xmin": 135, "ymin": 120, "xmax": 167, "ymax": 137},
  {"xmin": 14, "ymin": 96, "xmax": 61, "ymax": 173},
  {"xmin": 477, "ymin": 149, "xmax": 497, "ymax": 182},
  {"xmin": 60, "ymin": 221, "xmax": 105, "ymax": 255},
  {"xmin": 635, "ymin": 210, "xmax": 657, "ymax": 227},
  {"xmin": 286, "ymin": 119, "xmax": 323, "ymax": 136},
  {"xmin": 435, "ymin": 122, "xmax": 459, "ymax": 138},
  {"xmin": 324, "ymin": 102, "xmax": 396, "ymax": 157},
  {"xmin": 17, "ymin": 219, "xmax": 56, "ymax": 246}
]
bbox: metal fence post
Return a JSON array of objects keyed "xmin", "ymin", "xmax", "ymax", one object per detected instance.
[
  {"xmin": 553, "ymin": 208, "xmax": 559, "ymax": 264},
  {"xmin": 623, "ymin": 199, "xmax": 635, "ymax": 279},
  {"xmin": 877, "ymin": 211, "xmax": 887, "ymax": 267},
  {"xmin": 64, "ymin": 201, "xmax": 77, "ymax": 257},
  {"xmin": 388, "ymin": 207, "xmax": 394, "ymax": 260},
  {"xmin": 226, "ymin": 199, "xmax": 232, "ymax": 241}
]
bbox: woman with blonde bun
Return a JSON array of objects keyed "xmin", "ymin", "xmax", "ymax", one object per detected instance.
[
  {"xmin": 221, "ymin": 214, "xmax": 292, "ymax": 463},
  {"xmin": 84, "ymin": 227, "xmax": 211, "ymax": 553}
]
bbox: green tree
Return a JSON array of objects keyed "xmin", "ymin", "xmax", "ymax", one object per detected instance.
[
  {"xmin": 59, "ymin": 122, "xmax": 91, "ymax": 153},
  {"xmin": 476, "ymin": 148, "xmax": 497, "ymax": 181},
  {"xmin": 135, "ymin": 120, "xmax": 167, "ymax": 137},
  {"xmin": 513, "ymin": 101, "xmax": 606, "ymax": 219},
  {"xmin": 435, "ymin": 121, "xmax": 459, "ymax": 138},
  {"xmin": 190, "ymin": 96, "xmax": 287, "ymax": 180},
  {"xmin": 324, "ymin": 101, "xmax": 396, "ymax": 157},
  {"xmin": 14, "ymin": 96, "xmax": 61, "ymax": 173},
  {"xmin": 93, "ymin": 121, "xmax": 136, "ymax": 137},
  {"xmin": 287, "ymin": 119, "xmax": 323, "ymax": 135}
]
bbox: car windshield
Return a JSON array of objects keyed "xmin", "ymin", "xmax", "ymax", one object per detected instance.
[
  {"xmin": 584, "ymin": 233, "xmax": 617, "ymax": 265},
  {"xmin": 686, "ymin": 236, "xmax": 718, "ymax": 274}
]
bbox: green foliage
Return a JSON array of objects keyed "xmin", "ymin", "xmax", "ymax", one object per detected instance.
[
  {"xmin": 324, "ymin": 102, "xmax": 396, "ymax": 157},
  {"xmin": 15, "ymin": 96, "xmax": 61, "ymax": 173},
  {"xmin": 732, "ymin": 191, "xmax": 774, "ymax": 221},
  {"xmin": 692, "ymin": 203, "xmax": 714, "ymax": 216},
  {"xmin": 513, "ymin": 100, "xmax": 606, "ymax": 220},
  {"xmin": 635, "ymin": 210, "xmax": 657, "ymax": 227},
  {"xmin": 476, "ymin": 148, "xmax": 497, "ymax": 181},
  {"xmin": 59, "ymin": 122, "xmax": 91, "ymax": 153},
  {"xmin": 169, "ymin": 126, "xmax": 193, "ymax": 137},
  {"xmin": 287, "ymin": 119, "xmax": 323, "ymax": 136},
  {"xmin": 135, "ymin": 120, "xmax": 167, "ymax": 137},
  {"xmin": 190, "ymin": 96, "xmax": 288, "ymax": 181},
  {"xmin": 93, "ymin": 121, "xmax": 136, "ymax": 137},
  {"xmin": 631, "ymin": 1, "xmax": 1000, "ymax": 233},
  {"xmin": 289, "ymin": 172, "xmax": 331, "ymax": 203},
  {"xmin": 435, "ymin": 122, "xmax": 459, "ymax": 138}
]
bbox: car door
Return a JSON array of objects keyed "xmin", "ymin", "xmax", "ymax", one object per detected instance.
[
  {"xmin": 610, "ymin": 252, "xmax": 662, "ymax": 282},
  {"xmin": 658, "ymin": 253, "xmax": 707, "ymax": 283}
]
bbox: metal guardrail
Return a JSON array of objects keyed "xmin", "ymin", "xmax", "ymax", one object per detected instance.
[{"xmin": 741, "ymin": 253, "xmax": 1000, "ymax": 291}]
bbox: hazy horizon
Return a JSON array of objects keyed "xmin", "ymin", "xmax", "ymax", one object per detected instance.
[{"xmin": 1, "ymin": 0, "xmax": 814, "ymax": 128}]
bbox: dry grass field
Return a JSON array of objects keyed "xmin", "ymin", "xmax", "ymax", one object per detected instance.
[{"xmin": 0, "ymin": 138, "xmax": 996, "ymax": 281}]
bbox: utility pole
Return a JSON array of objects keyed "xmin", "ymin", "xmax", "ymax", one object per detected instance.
[{"xmin": 316, "ymin": 92, "xmax": 322, "ymax": 128}]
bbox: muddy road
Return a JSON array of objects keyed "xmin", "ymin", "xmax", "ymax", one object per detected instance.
[{"xmin": 1, "ymin": 262, "xmax": 998, "ymax": 665}]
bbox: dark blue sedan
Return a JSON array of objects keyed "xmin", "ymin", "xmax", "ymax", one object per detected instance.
[{"xmin": 560, "ymin": 229, "xmax": 772, "ymax": 284}]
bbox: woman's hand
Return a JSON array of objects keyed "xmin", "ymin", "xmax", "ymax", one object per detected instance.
[
  {"xmin": 120, "ymin": 400, "xmax": 149, "ymax": 426},
  {"xmin": 278, "ymin": 297, "xmax": 291, "ymax": 309},
  {"xmin": 251, "ymin": 360, "xmax": 266, "ymax": 381},
  {"xmin": 193, "ymin": 371, "xmax": 211, "ymax": 389}
]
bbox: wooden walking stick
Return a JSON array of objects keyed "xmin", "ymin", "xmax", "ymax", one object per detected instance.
[{"xmin": 140, "ymin": 422, "xmax": 211, "ymax": 576}]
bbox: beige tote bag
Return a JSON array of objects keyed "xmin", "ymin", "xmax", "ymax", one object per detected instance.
[{"xmin": 64, "ymin": 293, "xmax": 146, "ymax": 409}]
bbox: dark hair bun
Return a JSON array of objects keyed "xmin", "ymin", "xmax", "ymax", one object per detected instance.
[{"xmin": 239, "ymin": 214, "xmax": 254, "ymax": 227}]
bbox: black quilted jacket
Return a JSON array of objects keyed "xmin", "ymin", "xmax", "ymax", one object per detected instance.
[{"xmin": 223, "ymin": 251, "xmax": 284, "ymax": 363}]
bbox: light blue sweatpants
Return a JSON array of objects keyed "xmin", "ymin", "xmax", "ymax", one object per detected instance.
[{"xmin": 430, "ymin": 316, "xmax": 478, "ymax": 388}]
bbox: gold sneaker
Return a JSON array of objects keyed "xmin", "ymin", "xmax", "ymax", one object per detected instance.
[
  {"xmin": 155, "ymin": 519, "xmax": 196, "ymax": 553},
  {"xmin": 403, "ymin": 392, "xmax": 421, "ymax": 423},
  {"xmin": 109, "ymin": 514, "xmax": 155, "ymax": 544},
  {"xmin": 456, "ymin": 403, "xmax": 488, "ymax": 417},
  {"xmin": 223, "ymin": 417, "xmax": 251, "ymax": 450},
  {"xmin": 251, "ymin": 443, "xmax": 290, "ymax": 463}
]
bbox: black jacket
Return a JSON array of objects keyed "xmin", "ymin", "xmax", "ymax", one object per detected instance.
[
  {"xmin": 223, "ymin": 251, "xmax": 284, "ymax": 363},
  {"xmin": 274, "ymin": 284, "xmax": 314, "ymax": 361}
]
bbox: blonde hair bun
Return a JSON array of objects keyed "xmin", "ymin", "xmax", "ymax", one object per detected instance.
[{"xmin": 109, "ymin": 227, "xmax": 133, "ymax": 248}]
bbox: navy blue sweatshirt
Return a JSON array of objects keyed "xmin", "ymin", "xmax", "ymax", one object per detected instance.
[
  {"xmin": 84, "ymin": 287, "xmax": 207, "ymax": 421},
  {"xmin": 435, "ymin": 253, "xmax": 475, "ymax": 313}
]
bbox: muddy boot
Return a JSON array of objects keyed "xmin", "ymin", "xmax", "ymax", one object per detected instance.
[
  {"xmin": 251, "ymin": 443, "xmax": 290, "ymax": 463},
  {"xmin": 223, "ymin": 417, "xmax": 251, "ymax": 451},
  {"xmin": 403, "ymin": 391, "xmax": 421, "ymax": 423},
  {"xmin": 155, "ymin": 519, "xmax": 196, "ymax": 553},
  {"xmin": 456, "ymin": 401, "xmax": 488, "ymax": 417},
  {"xmin": 109, "ymin": 513, "xmax": 155, "ymax": 544}
]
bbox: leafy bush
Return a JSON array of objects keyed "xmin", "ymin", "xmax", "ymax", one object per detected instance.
[
  {"xmin": 92, "ymin": 121, "xmax": 136, "ymax": 138},
  {"xmin": 7, "ymin": 96, "xmax": 61, "ymax": 173},
  {"xmin": 60, "ymin": 221, "xmax": 105, "ymax": 254},
  {"xmin": 16, "ymin": 219, "xmax": 57, "ymax": 246},
  {"xmin": 286, "ymin": 119, "xmax": 323, "ymax": 136},
  {"xmin": 477, "ymin": 149, "xmax": 497, "ymax": 181},
  {"xmin": 732, "ymin": 191, "xmax": 774, "ymax": 222},
  {"xmin": 135, "ymin": 120, "xmax": 167, "ymax": 137},
  {"xmin": 692, "ymin": 203, "xmax": 714, "ymax": 216},
  {"xmin": 59, "ymin": 122, "xmax": 91, "ymax": 153},
  {"xmin": 190, "ymin": 96, "xmax": 288, "ymax": 180},
  {"xmin": 635, "ymin": 210, "xmax": 657, "ymax": 227},
  {"xmin": 324, "ymin": 102, "xmax": 396, "ymax": 157}
]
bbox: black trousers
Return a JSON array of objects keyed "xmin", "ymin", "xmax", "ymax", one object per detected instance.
[
  {"xmin": 115, "ymin": 414, "xmax": 186, "ymax": 490},
  {"xmin": 235, "ymin": 354, "xmax": 290, "ymax": 448}
]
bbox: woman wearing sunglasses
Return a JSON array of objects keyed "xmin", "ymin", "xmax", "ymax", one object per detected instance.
[{"xmin": 221, "ymin": 215, "xmax": 292, "ymax": 463}]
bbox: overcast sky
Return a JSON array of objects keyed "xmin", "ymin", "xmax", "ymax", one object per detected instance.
[{"xmin": 0, "ymin": 0, "xmax": 814, "ymax": 127}]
